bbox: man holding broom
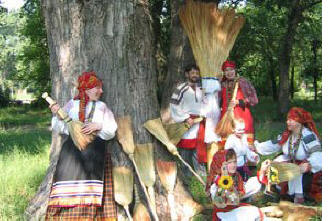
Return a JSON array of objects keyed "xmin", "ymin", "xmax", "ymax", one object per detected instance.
[
  {"xmin": 170, "ymin": 64, "xmax": 208, "ymax": 178},
  {"xmin": 45, "ymin": 71, "xmax": 118, "ymax": 220}
]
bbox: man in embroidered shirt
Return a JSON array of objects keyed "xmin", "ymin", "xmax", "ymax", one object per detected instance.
[{"xmin": 170, "ymin": 64, "xmax": 207, "ymax": 178}]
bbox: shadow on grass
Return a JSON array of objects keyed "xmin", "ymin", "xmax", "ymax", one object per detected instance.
[{"xmin": 0, "ymin": 128, "xmax": 51, "ymax": 155}]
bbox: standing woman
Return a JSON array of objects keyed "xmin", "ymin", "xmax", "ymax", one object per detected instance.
[
  {"xmin": 45, "ymin": 71, "xmax": 118, "ymax": 220},
  {"xmin": 216, "ymin": 61, "xmax": 258, "ymax": 145},
  {"xmin": 255, "ymin": 107, "xmax": 322, "ymax": 203}
]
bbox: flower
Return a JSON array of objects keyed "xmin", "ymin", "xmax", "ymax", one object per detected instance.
[
  {"xmin": 217, "ymin": 175, "xmax": 233, "ymax": 189},
  {"xmin": 269, "ymin": 167, "xmax": 280, "ymax": 183}
]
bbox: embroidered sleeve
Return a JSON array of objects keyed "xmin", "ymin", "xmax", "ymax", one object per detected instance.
[
  {"xmin": 255, "ymin": 139, "xmax": 281, "ymax": 155},
  {"xmin": 97, "ymin": 104, "xmax": 117, "ymax": 140},
  {"xmin": 169, "ymin": 83, "xmax": 190, "ymax": 122},
  {"xmin": 51, "ymin": 99, "xmax": 74, "ymax": 135}
]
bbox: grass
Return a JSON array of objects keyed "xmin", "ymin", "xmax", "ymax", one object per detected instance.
[{"xmin": 0, "ymin": 107, "xmax": 51, "ymax": 220}]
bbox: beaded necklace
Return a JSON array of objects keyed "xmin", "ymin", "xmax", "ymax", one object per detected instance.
[{"xmin": 288, "ymin": 126, "xmax": 303, "ymax": 163}]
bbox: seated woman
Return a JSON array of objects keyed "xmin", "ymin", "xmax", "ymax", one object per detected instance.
[
  {"xmin": 206, "ymin": 149, "xmax": 268, "ymax": 221},
  {"xmin": 255, "ymin": 107, "xmax": 322, "ymax": 203},
  {"xmin": 224, "ymin": 118, "xmax": 259, "ymax": 182}
]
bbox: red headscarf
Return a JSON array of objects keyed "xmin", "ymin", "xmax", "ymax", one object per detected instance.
[
  {"xmin": 221, "ymin": 60, "xmax": 236, "ymax": 71},
  {"xmin": 206, "ymin": 149, "xmax": 238, "ymax": 193},
  {"xmin": 279, "ymin": 107, "xmax": 320, "ymax": 145},
  {"xmin": 74, "ymin": 71, "xmax": 102, "ymax": 122}
]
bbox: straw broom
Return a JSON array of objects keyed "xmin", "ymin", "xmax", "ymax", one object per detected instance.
[
  {"xmin": 134, "ymin": 143, "xmax": 157, "ymax": 217},
  {"xmin": 143, "ymin": 118, "xmax": 205, "ymax": 186},
  {"xmin": 215, "ymin": 81, "xmax": 239, "ymax": 138},
  {"xmin": 113, "ymin": 166, "xmax": 134, "ymax": 221},
  {"xmin": 163, "ymin": 117, "xmax": 203, "ymax": 145},
  {"xmin": 269, "ymin": 162, "xmax": 301, "ymax": 183},
  {"xmin": 42, "ymin": 92, "xmax": 95, "ymax": 151},
  {"xmin": 116, "ymin": 116, "xmax": 159, "ymax": 221},
  {"xmin": 179, "ymin": 0, "xmax": 245, "ymax": 78},
  {"xmin": 133, "ymin": 184, "xmax": 151, "ymax": 221},
  {"xmin": 156, "ymin": 160, "xmax": 178, "ymax": 221}
]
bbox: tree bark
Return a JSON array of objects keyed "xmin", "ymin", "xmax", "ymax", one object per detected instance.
[
  {"xmin": 290, "ymin": 63, "xmax": 294, "ymax": 99},
  {"xmin": 25, "ymin": 0, "xmax": 201, "ymax": 220},
  {"xmin": 278, "ymin": 0, "xmax": 303, "ymax": 115},
  {"xmin": 312, "ymin": 39, "xmax": 318, "ymax": 102},
  {"xmin": 160, "ymin": 0, "xmax": 195, "ymax": 123}
]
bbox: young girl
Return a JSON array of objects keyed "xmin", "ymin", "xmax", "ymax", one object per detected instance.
[
  {"xmin": 224, "ymin": 118, "xmax": 259, "ymax": 181},
  {"xmin": 206, "ymin": 149, "xmax": 267, "ymax": 221}
]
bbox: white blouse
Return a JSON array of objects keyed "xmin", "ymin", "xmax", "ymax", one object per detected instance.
[
  {"xmin": 255, "ymin": 127, "xmax": 321, "ymax": 173},
  {"xmin": 51, "ymin": 99, "xmax": 117, "ymax": 141}
]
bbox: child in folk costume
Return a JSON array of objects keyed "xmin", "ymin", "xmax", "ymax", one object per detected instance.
[
  {"xmin": 206, "ymin": 149, "xmax": 268, "ymax": 221},
  {"xmin": 217, "ymin": 61, "xmax": 258, "ymax": 145},
  {"xmin": 46, "ymin": 72, "xmax": 118, "ymax": 220},
  {"xmin": 225, "ymin": 118, "xmax": 259, "ymax": 182},
  {"xmin": 255, "ymin": 107, "xmax": 322, "ymax": 203}
]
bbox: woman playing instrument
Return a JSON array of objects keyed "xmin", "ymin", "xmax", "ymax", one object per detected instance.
[
  {"xmin": 255, "ymin": 107, "xmax": 322, "ymax": 204},
  {"xmin": 45, "ymin": 71, "xmax": 118, "ymax": 220}
]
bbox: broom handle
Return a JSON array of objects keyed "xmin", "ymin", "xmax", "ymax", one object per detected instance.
[
  {"xmin": 42, "ymin": 92, "xmax": 70, "ymax": 121},
  {"xmin": 228, "ymin": 82, "xmax": 239, "ymax": 111},
  {"xmin": 130, "ymin": 157, "xmax": 159, "ymax": 221},
  {"xmin": 124, "ymin": 205, "xmax": 133, "ymax": 221},
  {"xmin": 176, "ymin": 154, "xmax": 206, "ymax": 186},
  {"xmin": 167, "ymin": 191, "xmax": 177, "ymax": 221}
]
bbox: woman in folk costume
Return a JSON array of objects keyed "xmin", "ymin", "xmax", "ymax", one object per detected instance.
[
  {"xmin": 217, "ymin": 60, "xmax": 258, "ymax": 145},
  {"xmin": 255, "ymin": 107, "xmax": 322, "ymax": 204},
  {"xmin": 224, "ymin": 118, "xmax": 259, "ymax": 182},
  {"xmin": 206, "ymin": 149, "xmax": 267, "ymax": 221},
  {"xmin": 46, "ymin": 71, "xmax": 118, "ymax": 220}
]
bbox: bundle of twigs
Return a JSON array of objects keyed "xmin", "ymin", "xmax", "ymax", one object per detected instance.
[
  {"xmin": 156, "ymin": 160, "xmax": 178, "ymax": 221},
  {"xmin": 215, "ymin": 81, "xmax": 239, "ymax": 138},
  {"xmin": 113, "ymin": 166, "xmax": 134, "ymax": 221},
  {"xmin": 269, "ymin": 162, "xmax": 301, "ymax": 183},
  {"xmin": 134, "ymin": 143, "xmax": 157, "ymax": 215},
  {"xmin": 164, "ymin": 117, "xmax": 203, "ymax": 145},
  {"xmin": 42, "ymin": 92, "xmax": 95, "ymax": 151},
  {"xmin": 143, "ymin": 118, "xmax": 205, "ymax": 186},
  {"xmin": 116, "ymin": 116, "xmax": 159, "ymax": 221},
  {"xmin": 133, "ymin": 184, "xmax": 151, "ymax": 221},
  {"xmin": 179, "ymin": 0, "xmax": 245, "ymax": 77}
]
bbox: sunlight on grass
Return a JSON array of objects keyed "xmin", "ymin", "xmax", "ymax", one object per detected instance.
[{"xmin": 0, "ymin": 128, "xmax": 51, "ymax": 220}]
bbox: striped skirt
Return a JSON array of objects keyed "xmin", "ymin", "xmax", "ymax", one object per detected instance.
[{"xmin": 46, "ymin": 137, "xmax": 117, "ymax": 220}]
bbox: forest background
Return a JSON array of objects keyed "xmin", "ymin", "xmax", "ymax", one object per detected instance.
[{"xmin": 0, "ymin": 0, "xmax": 325, "ymax": 220}]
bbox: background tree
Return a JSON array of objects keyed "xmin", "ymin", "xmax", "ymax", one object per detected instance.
[{"xmin": 25, "ymin": 0, "xmax": 201, "ymax": 220}]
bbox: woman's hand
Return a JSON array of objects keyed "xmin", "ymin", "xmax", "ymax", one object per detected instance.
[
  {"xmin": 81, "ymin": 122, "xmax": 102, "ymax": 134},
  {"xmin": 299, "ymin": 162, "xmax": 311, "ymax": 173},
  {"xmin": 185, "ymin": 117, "xmax": 195, "ymax": 127},
  {"xmin": 260, "ymin": 159, "xmax": 271, "ymax": 174},
  {"xmin": 50, "ymin": 104, "xmax": 60, "ymax": 114}
]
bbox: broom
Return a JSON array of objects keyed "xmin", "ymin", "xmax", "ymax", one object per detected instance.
[
  {"xmin": 143, "ymin": 118, "xmax": 205, "ymax": 186},
  {"xmin": 113, "ymin": 166, "xmax": 134, "ymax": 221},
  {"xmin": 116, "ymin": 116, "xmax": 159, "ymax": 221},
  {"xmin": 163, "ymin": 117, "xmax": 204, "ymax": 145},
  {"xmin": 179, "ymin": 0, "xmax": 245, "ymax": 80},
  {"xmin": 133, "ymin": 184, "xmax": 151, "ymax": 221},
  {"xmin": 215, "ymin": 81, "xmax": 239, "ymax": 138},
  {"xmin": 269, "ymin": 162, "xmax": 301, "ymax": 184},
  {"xmin": 134, "ymin": 144, "xmax": 157, "ymax": 213},
  {"xmin": 156, "ymin": 160, "xmax": 178, "ymax": 221},
  {"xmin": 42, "ymin": 92, "xmax": 95, "ymax": 151}
]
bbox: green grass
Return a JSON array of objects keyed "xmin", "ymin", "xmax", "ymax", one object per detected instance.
[
  {"xmin": 0, "ymin": 120, "xmax": 51, "ymax": 220},
  {"xmin": 0, "ymin": 106, "xmax": 51, "ymax": 128}
]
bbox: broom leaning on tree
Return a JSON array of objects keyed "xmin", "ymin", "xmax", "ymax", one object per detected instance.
[{"xmin": 44, "ymin": 71, "xmax": 118, "ymax": 220}]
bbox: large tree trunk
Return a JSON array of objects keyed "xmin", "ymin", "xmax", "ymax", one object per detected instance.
[
  {"xmin": 160, "ymin": 0, "xmax": 195, "ymax": 123},
  {"xmin": 290, "ymin": 63, "xmax": 295, "ymax": 99},
  {"xmin": 25, "ymin": 0, "xmax": 201, "ymax": 220},
  {"xmin": 312, "ymin": 39, "xmax": 319, "ymax": 102}
]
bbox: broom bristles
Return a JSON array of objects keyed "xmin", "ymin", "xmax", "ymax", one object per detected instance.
[
  {"xmin": 143, "ymin": 118, "xmax": 178, "ymax": 155},
  {"xmin": 214, "ymin": 112, "xmax": 235, "ymax": 138},
  {"xmin": 156, "ymin": 160, "xmax": 177, "ymax": 192},
  {"xmin": 271, "ymin": 162, "xmax": 301, "ymax": 182},
  {"xmin": 133, "ymin": 203, "xmax": 151, "ymax": 221},
  {"xmin": 113, "ymin": 166, "xmax": 134, "ymax": 206},
  {"xmin": 179, "ymin": 0, "xmax": 245, "ymax": 77},
  {"xmin": 117, "ymin": 116, "xmax": 135, "ymax": 155},
  {"xmin": 67, "ymin": 121, "xmax": 96, "ymax": 151},
  {"xmin": 134, "ymin": 143, "xmax": 156, "ymax": 187}
]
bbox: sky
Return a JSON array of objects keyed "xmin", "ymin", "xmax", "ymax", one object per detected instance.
[{"xmin": 0, "ymin": 0, "xmax": 25, "ymax": 11}]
